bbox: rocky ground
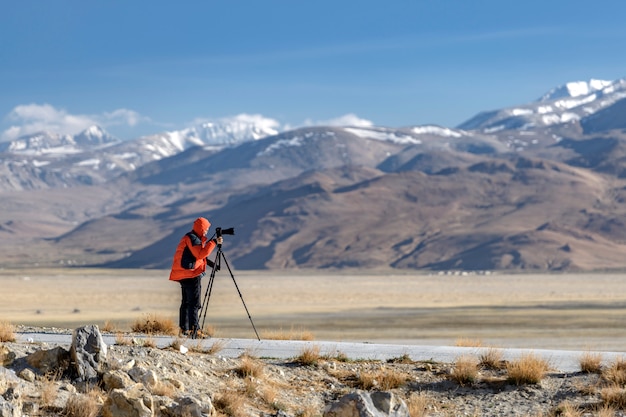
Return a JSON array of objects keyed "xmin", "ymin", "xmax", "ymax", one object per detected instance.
[{"xmin": 1, "ymin": 326, "xmax": 626, "ymax": 417}]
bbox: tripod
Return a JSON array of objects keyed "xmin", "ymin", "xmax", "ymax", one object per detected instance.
[{"xmin": 196, "ymin": 243, "xmax": 261, "ymax": 341}]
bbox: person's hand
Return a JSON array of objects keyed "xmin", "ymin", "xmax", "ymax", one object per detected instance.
[{"xmin": 216, "ymin": 236, "xmax": 224, "ymax": 245}]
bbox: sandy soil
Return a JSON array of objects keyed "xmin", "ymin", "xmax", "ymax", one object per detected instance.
[{"xmin": 2, "ymin": 268, "xmax": 626, "ymax": 351}]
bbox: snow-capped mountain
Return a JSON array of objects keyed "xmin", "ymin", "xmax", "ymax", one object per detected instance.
[
  {"xmin": 3, "ymin": 77, "xmax": 626, "ymax": 192},
  {"xmin": 0, "ymin": 126, "xmax": 119, "ymax": 155},
  {"xmin": 73, "ymin": 125, "xmax": 119, "ymax": 147},
  {"xmin": 457, "ymin": 78, "xmax": 626, "ymax": 133},
  {"xmin": 137, "ymin": 114, "xmax": 281, "ymax": 156}
]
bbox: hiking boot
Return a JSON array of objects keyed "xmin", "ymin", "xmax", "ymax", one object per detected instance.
[{"xmin": 192, "ymin": 330, "xmax": 210, "ymax": 339}]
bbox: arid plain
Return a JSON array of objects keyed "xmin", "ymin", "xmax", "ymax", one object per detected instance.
[{"xmin": 2, "ymin": 268, "xmax": 626, "ymax": 352}]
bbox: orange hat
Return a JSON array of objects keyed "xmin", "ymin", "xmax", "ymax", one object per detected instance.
[{"xmin": 193, "ymin": 217, "xmax": 211, "ymax": 236}]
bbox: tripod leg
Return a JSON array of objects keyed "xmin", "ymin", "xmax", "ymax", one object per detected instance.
[
  {"xmin": 197, "ymin": 249, "xmax": 221, "ymax": 338},
  {"xmin": 220, "ymin": 251, "xmax": 261, "ymax": 341}
]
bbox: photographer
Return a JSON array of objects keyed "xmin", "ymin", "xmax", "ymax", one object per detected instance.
[{"xmin": 169, "ymin": 217, "xmax": 223, "ymax": 337}]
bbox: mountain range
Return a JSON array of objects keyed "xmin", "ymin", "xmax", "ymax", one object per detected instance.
[{"xmin": 2, "ymin": 77, "xmax": 626, "ymax": 272}]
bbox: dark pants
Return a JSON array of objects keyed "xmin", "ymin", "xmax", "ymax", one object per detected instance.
[{"xmin": 179, "ymin": 276, "xmax": 202, "ymax": 332}]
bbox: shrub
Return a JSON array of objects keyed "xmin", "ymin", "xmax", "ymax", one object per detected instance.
[
  {"xmin": 600, "ymin": 385, "xmax": 626, "ymax": 409},
  {"xmin": 114, "ymin": 332, "xmax": 132, "ymax": 346},
  {"xmin": 101, "ymin": 320, "xmax": 117, "ymax": 333},
  {"xmin": 235, "ymin": 354, "xmax": 264, "ymax": 379},
  {"xmin": 356, "ymin": 367, "xmax": 408, "ymax": 390},
  {"xmin": 131, "ymin": 313, "xmax": 177, "ymax": 335},
  {"xmin": 450, "ymin": 355, "xmax": 479, "ymax": 386},
  {"xmin": 294, "ymin": 345, "xmax": 321, "ymax": 366},
  {"xmin": 40, "ymin": 379, "xmax": 58, "ymax": 409},
  {"xmin": 0, "ymin": 321, "xmax": 16, "ymax": 342},
  {"xmin": 506, "ymin": 352, "xmax": 549, "ymax": 385},
  {"xmin": 455, "ymin": 338, "xmax": 483, "ymax": 347},
  {"xmin": 602, "ymin": 358, "xmax": 626, "ymax": 385},
  {"xmin": 62, "ymin": 391, "xmax": 101, "ymax": 417},
  {"xmin": 580, "ymin": 351, "xmax": 603, "ymax": 374},
  {"xmin": 214, "ymin": 389, "xmax": 246, "ymax": 417},
  {"xmin": 479, "ymin": 348, "xmax": 505, "ymax": 370},
  {"xmin": 406, "ymin": 392, "xmax": 434, "ymax": 417},
  {"xmin": 387, "ymin": 353, "xmax": 413, "ymax": 364},
  {"xmin": 552, "ymin": 400, "xmax": 583, "ymax": 417},
  {"xmin": 264, "ymin": 327, "xmax": 314, "ymax": 341}
]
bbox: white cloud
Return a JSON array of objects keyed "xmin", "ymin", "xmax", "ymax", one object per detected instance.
[
  {"xmin": 1, "ymin": 103, "xmax": 149, "ymax": 141},
  {"xmin": 306, "ymin": 113, "xmax": 374, "ymax": 128}
]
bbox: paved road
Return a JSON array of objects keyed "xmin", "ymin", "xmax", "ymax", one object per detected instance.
[{"xmin": 16, "ymin": 332, "xmax": 626, "ymax": 373}]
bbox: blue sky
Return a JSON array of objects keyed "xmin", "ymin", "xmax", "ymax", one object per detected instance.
[{"xmin": 2, "ymin": 0, "xmax": 626, "ymax": 140}]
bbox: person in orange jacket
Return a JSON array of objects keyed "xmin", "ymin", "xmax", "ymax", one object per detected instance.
[{"xmin": 169, "ymin": 217, "xmax": 223, "ymax": 337}]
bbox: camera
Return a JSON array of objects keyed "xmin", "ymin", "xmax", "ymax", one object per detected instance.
[{"xmin": 215, "ymin": 227, "xmax": 235, "ymax": 238}]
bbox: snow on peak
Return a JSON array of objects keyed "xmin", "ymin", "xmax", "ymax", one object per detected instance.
[
  {"xmin": 539, "ymin": 79, "xmax": 612, "ymax": 102},
  {"xmin": 344, "ymin": 127, "xmax": 421, "ymax": 144},
  {"xmin": 411, "ymin": 125, "xmax": 462, "ymax": 138}
]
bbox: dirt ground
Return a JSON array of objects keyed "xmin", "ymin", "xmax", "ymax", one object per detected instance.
[{"xmin": 2, "ymin": 268, "xmax": 626, "ymax": 352}]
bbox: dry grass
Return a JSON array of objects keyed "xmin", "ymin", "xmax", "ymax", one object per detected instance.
[
  {"xmin": 263, "ymin": 326, "xmax": 315, "ymax": 341},
  {"xmin": 602, "ymin": 357, "xmax": 626, "ymax": 385},
  {"xmin": 294, "ymin": 345, "xmax": 322, "ymax": 366},
  {"xmin": 455, "ymin": 338, "xmax": 483, "ymax": 347},
  {"xmin": 131, "ymin": 313, "xmax": 177, "ymax": 335},
  {"xmin": 387, "ymin": 353, "xmax": 413, "ymax": 364},
  {"xmin": 214, "ymin": 388, "xmax": 246, "ymax": 417},
  {"xmin": 62, "ymin": 391, "xmax": 101, "ymax": 417},
  {"xmin": 600, "ymin": 385, "xmax": 626, "ymax": 409},
  {"xmin": 235, "ymin": 354, "xmax": 265, "ymax": 379},
  {"xmin": 169, "ymin": 337, "xmax": 185, "ymax": 351},
  {"xmin": 595, "ymin": 405, "xmax": 618, "ymax": 417},
  {"xmin": 114, "ymin": 332, "xmax": 132, "ymax": 346},
  {"xmin": 356, "ymin": 367, "xmax": 408, "ymax": 390},
  {"xmin": 101, "ymin": 320, "xmax": 118, "ymax": 333},
  {"xmin": 479, "ymin": 348, "xmax": 505, "ymax": 370},
  {"xmin": 580, "ymin": 351, "xmax": 603, "ymax": 374},
  {"xmin": 450, "ymin": 355, "xmax": 479, "ymax": 386},
  {"xmin": 40, "ymin": 379, "xmax": 58, "ymax": 409},
  {"xmin": 0, "ymin": 320, "xmax": 16, "ymax": 342},
  {"xmin": 506, "ymin": 352, "xmax": 549, "ymax": 385},
  {"xmin": 207, "ymin": 339, "xmax": 227, "ymax": 354},
  {"xmin": 406, "ymin": 392, "xmax": 434, "ymax": 417},
  {"xmin": 552, "ymin": 400, "xmax": 582, "ymax": 417},
  {"xmin": 142, "ymin": 335, "xmax": 157, "ymax": 348}
]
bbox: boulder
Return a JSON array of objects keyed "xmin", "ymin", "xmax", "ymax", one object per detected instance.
[
  {"xmin": 167, "ymin": 396, "xmax": 214, "ymax": 417},
  {"xmin": 25, "ymin": 346, "xmax": 70, "ymax": 375},
  {"xmin": 102, "ymin": 384, "xmax": 154, "ymax": 417},
  {"xmin": 0, "ymin": 346, "xmax": 15, "ymax": 367},
  {"xmin": 324, "ymin": 391, "xmax": 409, "ymax": 417},
  {"xmin": 70, "ymin": 325, "xmax": 107, "ymax": 382},
  {"xmin": 103, "ymin": 370, "xmax": 135, "ymax": 391}
]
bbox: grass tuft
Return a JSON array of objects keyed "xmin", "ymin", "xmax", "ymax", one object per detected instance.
[
  {"xmin": 214, "ymin": 389, "xmax": 246, "ymax": 417},
  {"xmin": 0, "ymin": 320, "xmax": 16, "ymax": 342},
  {"xmin": 131, "ymin": 313, "xmax": 177, "ymax": 335},
  {"xmin": 602, "ymin": 358, "xmax": 626, "ymax": 385},
  {"xmin": 62, "ymin": 391, "xmax": 101, "ymax": 417},
  {"xmin": 356, "ymin": 367, "xmax": 408, "ymax": 390},
  {"xmin": 263, "ymin": 327, "xmax": 315, "ymax": 341},
  {"xmin": 450, "ymin": 355, "xmax": 479, "ymax": 386},
  {"xmin": 600, "ymin": 385, "xmax": 626, "ymax": 409},
  {"xmin": 506, "ymin": 352, "xmax": 549, "ymax": 385},
  {"xmin": 294, "ymin": 345, "xmax": 322, "ymax": 366},
  {"xmin": 235, "ymin": 354, "xmax": 265, "ymax": 379},
  {"xmin": 580, "ymin": 351, "xmax": 603, "ymax": 374},
  {"xmin": 479, "ymin": 348, "xmax": 505, "ymax": 370},
  {"xmin": 455, "ymin": 338, "xmax": 483, "ymax": 347},
  {"xmin": 406, "ymin": 392, "xmax": 434, "ymax": 417}
]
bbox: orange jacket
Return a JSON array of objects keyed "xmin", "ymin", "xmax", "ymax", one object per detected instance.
[{"xmin": 169, "ymin": 217, "xmax": 218, "ymax": 281}]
